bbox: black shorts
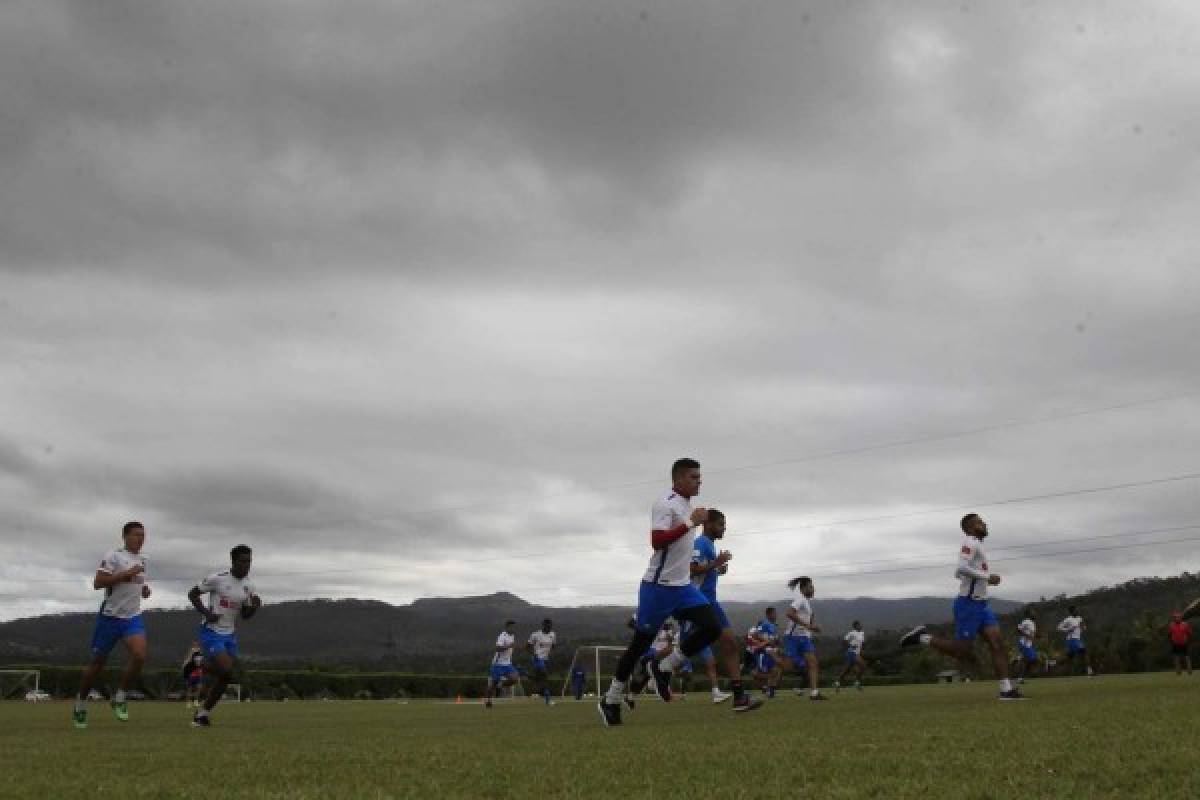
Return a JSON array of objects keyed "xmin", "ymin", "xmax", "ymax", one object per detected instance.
[{"xmin": 1172, "ymin": 644, "xmax": 1190, "ymax": 657}]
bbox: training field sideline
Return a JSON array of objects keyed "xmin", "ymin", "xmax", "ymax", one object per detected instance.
[{"xmin": 3, "ymin": 673, "xmax": 1197, "ymax": 799}]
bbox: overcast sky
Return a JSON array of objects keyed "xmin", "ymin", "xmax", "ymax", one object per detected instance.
[{"xmin": 2, "ymin": 0, "xmax": 1199, "ymax": 622}]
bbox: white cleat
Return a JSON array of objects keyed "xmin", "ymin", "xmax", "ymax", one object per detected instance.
[{"xmin": 710, "ymin": 690, "xmax": 732, "ymax": 704}]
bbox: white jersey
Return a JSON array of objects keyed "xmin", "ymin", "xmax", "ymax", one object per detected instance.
[
  {"xmin": 956, "ymin": 536, "xmax": 990, "ymax": 600},
  {"xmin": 491, "ymin": 631, "xmax": 515, "ymax": 666},
  {"xmin": 1057, "ymin": 616, "xmax": 1084, "ymax": 641},
  {"xmin": 197, "ymin": 570, "xmax": 256, "ymax": 635},
  {"xmin": 1017, "ymin": 618, "xmax": 1036, "ymax": 647},
  {"xmin": 528, "ymin": 630, "xmax": 556, "ymax": 660},
  {"xmin": 785, "ymin": 591, "xmax": 814, "ymax": 637},
  {"xmin": 641, "ymin": 489, "xmax": 697, "ymax": 587},
  {"xmin": 844, "ymin": 629, "xmax": 865, "ymax": 653},
  {"xmin": 97, "ymin": 548, "xmax": 147, "ymax": 619}
]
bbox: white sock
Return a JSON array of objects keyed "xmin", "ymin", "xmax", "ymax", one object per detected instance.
[
  {"xmin": 711, "ymin": 686, "xmax": 722, "ymax": 696},
  {"xmin": 659, "ymin": 650, "xmax": 685, "ymax": 673},
  {"xmin": 605, "ymin": 679, "xmax": 625, "ymax": 705},
  {"xmin": 195, "ymin": 708, "xmax": 209, "ymax": 718},
  {"xmin": 919, "ymin": 634, "xmax": 933, "ymax": 646},
  {"xmin": 1000, "ymin": 678, "xmax": 1013, "ymax": 692},
  {"xmin": 811, "ymin": 689, "xmax": 820, "ymax": 698},
  {"xmin": 113, "ymin": 689, "xmax": 126, "ymax": 703},
  {"xmin": 74, "ymin": 696, "xmax": 86, "ymax": 712}
]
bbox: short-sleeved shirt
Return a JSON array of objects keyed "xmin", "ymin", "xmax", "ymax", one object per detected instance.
[
  {"xmin": 691, "ymin": 534, "xmax": 720, "ymax": 597},
  {"xmin": 197, "ymin": 570, "xmax": 255, "ymax": 635},
  {"xmin": 844, "ymin": 629, "xmax": 865, "ymax": 653},
  {"xmin": 785, "ymin": 591, "xmax": 814, "ymax": 638},
  {"xmin": 528, "ymin": 630, "xmax": 556, "ymax": 660},
  {"xmin": 956, "ymin": 536, "xmax": 990, "ymax": 600},
  {"xmin": 642, "ymin": 489, "xmax": 696, "ymax": 587},
  {"xmin": 1017, "ymin": 619, "xmax": 1037, "ymax": 648},
  {"xmin": 1169, "ymin": 621, "xmax": 1192, "ymax": 646},
  {"xmin": 97, "ymin": 548, "xmax": 147, "ymax": 619},
  {"xmin": 1058, "ymin": 616, "xmax": 1084, "ymax": 641},
  {"xmin": 492, "ymin": 632, "xmax": 515, "ymax": 666}
]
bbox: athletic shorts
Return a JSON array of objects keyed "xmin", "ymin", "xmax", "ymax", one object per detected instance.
[
  {"xmin": 531, "ymin": 657, "xmax": 548, "ymax": 674},
  {"xmin": 845, "ymin": 649, "xmax": 861, "ymax": 666},
  {"xmin": 782, "ymin": 635, "xmax": 815, "ymax": 660},
  {"xmin": 1067, "ymin": 639, "xmax": 1086, "ymax": 655},
  {"xmin": 489, "ymin": 663, "xmax": 519, "ymax": 683},
  {"xmin": 755, "ymin": 651, "xmax": 776, "ymax": 673},
  {"xmin": 1019, "ymin": 644, "xmax": 1038, "ymax": 664},
  {"xmin": 679, "ymin": 616, "xmax": 721, "ymax": 663},
  {"xmin": 90, "ymin": 613, "xmax": 145, "ymax": 656},
  {"xmin": 1172, "ymin": 643, "xmax": 1190, "ymax": 657},
  {"xmin": 197, "ymin": 626, "xmax": 239, "ymax": 660},
  {"xmin": 953, "ymin": 596, "xmax": 999, "ymax": 641},
  {"xmin": 634, "ymin": 582, "xmax": 710, "ymax": 634}
]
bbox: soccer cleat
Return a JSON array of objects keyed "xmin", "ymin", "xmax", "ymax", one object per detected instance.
[
  {"xmin": 111, "ymin": 701, "xmax": 129, "ymax": 722},
  {"xmin": 646, "ymin": 659, "xmax": 672, "ymax": 702},
  {"xmin": 899, "ymin": 625, "xmax": 928, "ymax": 648},
  {"xmin": 998, "ymin": 689, "xmax": 1026, "ymax": 700},
  {"xmin": 711, "ymin": 689, "xmax": 732, "ymax": 704},
  {"xmin": 72, "ymin": 709, "xmax": 88, "ymax": 729},
  {"xmin": 766, "ymin": 686, "xmax": 776, "ymax": 699},
  {"xmin": 732, "ymin": 695, "xmax": 764, "ymax": 713},
  {"xmin": 1181, "ymin": 597, "xmax": 1200, "ymax": 621},
  {"xmin": 597, "ymin": 701, "xmax": 623, "ymax": 727},
  {"xmin": 809, "ymin": 693, "xmax": 828, "ymax": 702},
  {"xmin": 191, "ymin": 713, "xmax": 212, "ymax": 728},
  {"xmin": 623, "ymin": 694, "xmax": 636, "ymax": 712}
]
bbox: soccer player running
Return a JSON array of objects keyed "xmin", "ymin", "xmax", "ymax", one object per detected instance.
[
  {"xmin": 1015, "ymin": 608, "xmax": 1040, "ymax": 684},
  {"xmin": 900, "ymin": 513, "xmax": 1024, "ymax": 700},
  {"xmin": 780, "ymin": 576, "xmax": 825, "ymax": 701},
  {"xmin": 484, "ymin": 619, "xmax": 519, "ymax": 709},
  {"xmin": 597, "ymin": 458, "xmax": 762, "ymax": 726},
  {"xmin": 526, "ymin": 618, "xmax": 557, "ymax": 705},
  {"xmin": 834, "ymin": 620, "xmax": 867, "ymax": 692},
  {"xmin": 1056, "ymin": 606, "xmax": 1094, "ymax": 677},
  {"xmin": 1168, "ymin": 611, "xmax": 1192, "ymax": 676},
  {"xmin": 683, "ymin": 508, "xmax": 733, "ymax": 704},
  {"xmin": 187, "ymin": 544, "xmax": 261, "ymax": 727},
  {"xmin": 748, "ymin": 607, "xmax": 782, "ymax": 698},
  {"xmin": 73, "ymin": 521, "xmax": 152, "ymax": 729}
]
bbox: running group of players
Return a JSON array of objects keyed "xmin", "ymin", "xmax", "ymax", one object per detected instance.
[{"xmin": 71, "ymin": 458, "xmax": 1198, "ymax": 731}]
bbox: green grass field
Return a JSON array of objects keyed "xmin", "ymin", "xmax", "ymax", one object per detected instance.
[{"xmin": 3, "ymin": 673, "xmax": 1197, "ymax": 799}]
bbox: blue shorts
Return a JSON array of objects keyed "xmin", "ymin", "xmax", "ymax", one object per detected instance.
[
  {"xmin": 1020, "ymin": 644, "xmax": 1038, "ymax": 664},
  {"xmin": 1067, "ymin": 639, "xmax": 1086, "ymax": 655},
  {"xmin": 782, "ymin": 635, "xmax": 815, "ymax": 660},
  {"xmin": 953, "ymin": 596, "xmax": 999, "ymax": 640},
  {"xmin": 489, "ymin": 664, "xmax": 519, "ymax": 683},
  {"xmin": 845, "ymin": 649, "xmax": 861, "ymax": 665},
  {"xmin": 198, "ymin": 626, "xmax": 240, "ymax": 660},
  {"xmin": 531, "ymin": 657, "xmax": 548, "ymax": 673},
  {"xmin": 755, "ymin": 651, "xmax": 776, "ymax": 673},
  {"xmin": 90, "ymin": 614, "xmax": 146, "ymax": 656},
  {"xmin": 634, "ymin": 582, "xmax": 710, "ymax": 634}
]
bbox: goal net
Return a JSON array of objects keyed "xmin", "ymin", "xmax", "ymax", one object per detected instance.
[
  {"xmin": 560, "ymin": 646, "xmax": 649, "ymax": 699},
  {"xmin": 0, "ymin": 670, "xmax": 41, "ymax": 700}
]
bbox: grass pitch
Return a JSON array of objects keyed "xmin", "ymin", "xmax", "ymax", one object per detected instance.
[{"xmin": 3, "ymin": 673, "xmax": 1197, "ymax": 799}]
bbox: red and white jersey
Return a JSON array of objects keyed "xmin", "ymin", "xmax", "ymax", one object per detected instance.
[
  {"xmin": 1017, "ymin": 618, "xmax": 1036, "ymax": 648},
  {"xmin": 955, "ymin": 536, "xmax": 990, "ymax": 600},
  {"xmin": 97, "ymin": 548, "xmax": 147, "ymax": 619},
  {"xmin": 492, "ymin": 632, "xmax": 516, "ymax": 666},
  {"xmin": 197, "ymin": 570, "xmax": 255, "ymax": 635},
  {"xmin": 641, "ymin": 489, "xmax": 696, "ymax": 587}
]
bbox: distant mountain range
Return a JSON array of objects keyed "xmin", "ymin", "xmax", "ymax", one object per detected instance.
[{"xmin": 0, "ymin": 592, "xmax": 1021, "ymax": 672}]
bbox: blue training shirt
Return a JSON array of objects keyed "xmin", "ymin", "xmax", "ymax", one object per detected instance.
[{"xmin": 691, "ymin": 534, "xmax": 720, "ymax": 597}]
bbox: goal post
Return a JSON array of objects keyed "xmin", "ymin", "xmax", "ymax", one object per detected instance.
[
  {"xmin": 560, "ymin": 646, "xmax": 632, "ymax": 699},
  {"xmin": 0, "ymin": 669, "xmax": 41, "ymax": 700}
]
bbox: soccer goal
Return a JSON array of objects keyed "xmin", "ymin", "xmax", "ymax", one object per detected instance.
[
  {"xmin": 560, "ymin": 646, "xmax": 637, "ymax": 699},
  {"xmin": 0, "ymin": 669, "xmax": 41, "ymax": 700}
]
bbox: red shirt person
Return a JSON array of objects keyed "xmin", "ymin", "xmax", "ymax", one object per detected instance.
[{"xmin": 1168, "ymin": 612, "xmax": 1193, "ymax": 676}]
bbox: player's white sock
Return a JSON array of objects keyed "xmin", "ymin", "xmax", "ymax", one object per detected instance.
[
  {"xmin": 999, "ymin": 678, "xmax": 1013, "ymax": 692},
  {"xmin": 113, "ymin": 689, "xmax": 126, "ymax": 703},
  {"xmin": 604, "ymin": 679, "xmax": 625, "ymax": 705},
  {"xmin": 919, "ymin": 634, "xmax": 933, "ymax": 646},
  {"xmin": 74, "ymin": 696, "xmax": 86, "ymax": 713},
  {"xmin": 810, "ymin": 689, "xmax": 820, "ymax": 698},
  {"xmin": 658, "ymin": 650, "xmax": 686, "ymax": 673}
]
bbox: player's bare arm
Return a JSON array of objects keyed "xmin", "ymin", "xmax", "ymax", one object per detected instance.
[
  {"xmin": 188, "ymin": 586, "xmax": 220, "ymax": 625},
  {"xmin": 93, "ymin": 564, "xmax": 143, "ymax": 590}
]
